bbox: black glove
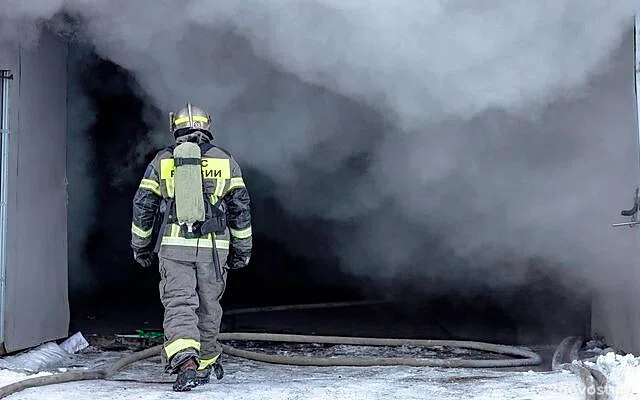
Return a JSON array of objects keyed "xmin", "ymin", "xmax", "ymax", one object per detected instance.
[
  {"xmin": 133, "ymin": 248, "xmax": 153, "ymax": 268},
  {"xmin": 227, "ymin": 252, "xmax": 250, "ymax": 270}
]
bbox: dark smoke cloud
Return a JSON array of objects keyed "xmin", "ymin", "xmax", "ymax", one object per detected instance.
[
  {"xmin": 1, "ymin": 1, "xmax": 639, "ymax": 293},
  {"xmin": 66, "ymin": 45, "xmax": 99, "ymax": 295}
]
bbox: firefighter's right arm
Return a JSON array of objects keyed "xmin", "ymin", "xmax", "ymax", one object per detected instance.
[
  {"xmin": 131, "ymin": 159, "xmax": 162, "ymax": 251},
  {"xmin": 224, "ymin": 157, "xmax": 252, "ymax": 269}
]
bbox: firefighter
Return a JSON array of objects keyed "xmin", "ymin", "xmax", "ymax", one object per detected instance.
[{"xmin": 130, "ymin": 103, "xmax": 252, "ymax": 391}]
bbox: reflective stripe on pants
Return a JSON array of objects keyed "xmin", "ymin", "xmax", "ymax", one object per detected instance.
[{"xmin": 198, "ymin": 354, "xmax": 221, "ymax": 371}]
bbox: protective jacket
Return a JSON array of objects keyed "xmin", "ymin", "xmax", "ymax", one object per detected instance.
[{"xmin": 131, "ymin": 143, "xmax": 252, "ymax": 269}]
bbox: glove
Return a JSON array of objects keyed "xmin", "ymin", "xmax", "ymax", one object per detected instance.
[
  {"xmin": 227, "ymin": 252, "xmax": 250, "ymax": 270},
  {"xmin": 133, "ymin": 248, "xmax": 153, "ymax": 268}
]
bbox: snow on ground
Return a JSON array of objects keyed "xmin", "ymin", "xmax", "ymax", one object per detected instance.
[
  {"xmin": 0, "ymin": 347, "xmax": 586, "ymax": 400},
  {"xmin": 586, "ymin": 352, "xmax": 640, "ymax": 400},
  {"xmin": 0, "ymin": 370, "xmax": 52, "ymax": 388}
]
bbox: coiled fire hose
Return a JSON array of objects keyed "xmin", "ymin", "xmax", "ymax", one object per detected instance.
[{"xmin": 0, "ymin": 301, "xmax": 542, "ymax": 398}]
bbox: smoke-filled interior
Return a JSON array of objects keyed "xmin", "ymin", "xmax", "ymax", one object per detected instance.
[{"xmin": 2, "ymin": 2, "xmax": 640, "ymax": 345}]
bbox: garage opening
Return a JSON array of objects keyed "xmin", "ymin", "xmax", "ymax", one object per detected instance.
[{"xmin": 65, "ymin": 44, "xmax": 593, "ymax": 352}]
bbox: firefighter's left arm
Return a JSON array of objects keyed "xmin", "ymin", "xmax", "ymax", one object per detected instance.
[
  {"xmin": 131, "ymin": 160, "xmax": 162, "ymax": 251},
  {"xmin": 224, "ymin": 157, "xmax": 252, "ymax": 269}
]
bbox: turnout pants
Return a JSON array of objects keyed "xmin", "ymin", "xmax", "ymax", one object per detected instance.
[{"xmin": 159, "ymin": 256, "xmax": 227, "ymax": 371}]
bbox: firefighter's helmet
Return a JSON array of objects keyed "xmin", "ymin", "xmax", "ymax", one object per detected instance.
[{"xmin": 169, "ymin": 103, "xmax": 213, "ymax": 142}]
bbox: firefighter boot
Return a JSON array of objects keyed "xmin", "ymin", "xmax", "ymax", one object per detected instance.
[{"xmin": 173, "ymin": 357, "xmax": 198, "ymax": 392}]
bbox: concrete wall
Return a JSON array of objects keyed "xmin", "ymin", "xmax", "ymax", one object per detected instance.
[{"xmin": 0, "ymin": 28, "xmax": 69, "ymax": 352}]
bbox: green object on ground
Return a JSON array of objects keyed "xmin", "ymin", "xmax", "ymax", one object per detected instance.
[{"xmin": 136, "ymin": 330, "xmax": 164, "ymax": 340}]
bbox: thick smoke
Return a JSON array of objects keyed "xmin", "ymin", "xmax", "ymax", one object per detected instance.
[
  {"xmin": 66, "ymin": 45, "xmax": 98, "ymax": 295},
  {"xmin": 2, "ymin": 1, "xmax": 639, "ymax": 294}
]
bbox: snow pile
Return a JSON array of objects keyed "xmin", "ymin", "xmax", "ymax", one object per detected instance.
[{"xmin": 587, "ymin": 352, "xmax": 640, "ymax": 400}]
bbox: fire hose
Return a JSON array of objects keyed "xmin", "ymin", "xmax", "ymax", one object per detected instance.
[{"xmin": 0, "ymin": 301, "xmax": 542, "ymax": 398}]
